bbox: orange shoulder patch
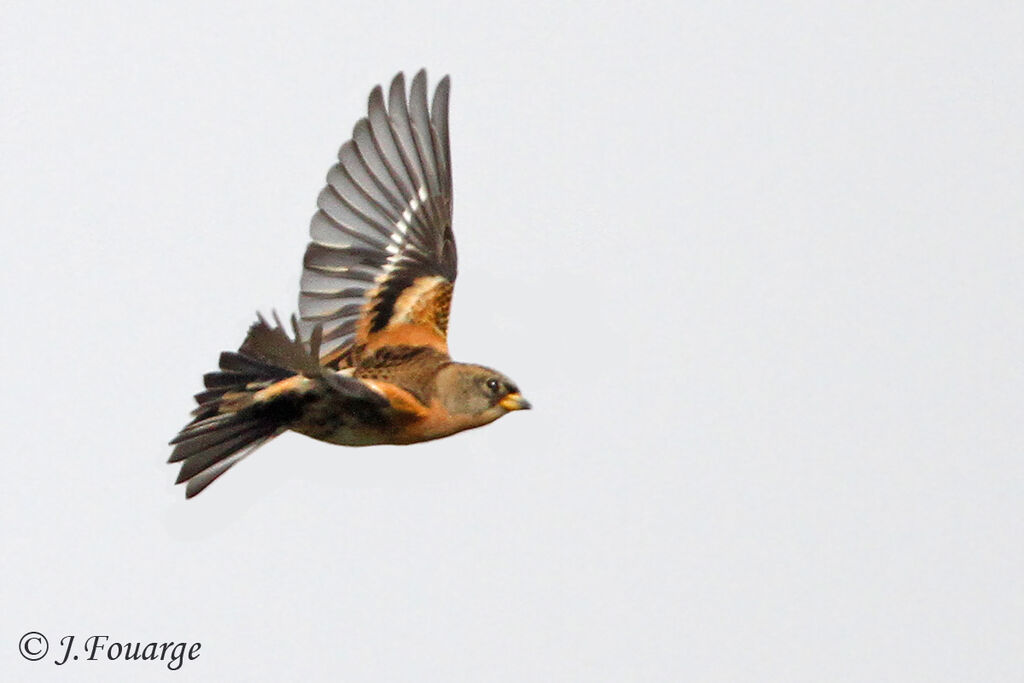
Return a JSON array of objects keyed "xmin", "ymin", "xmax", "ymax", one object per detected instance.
[
  {"xmin": 362, "ymin": 379, "xmax": 432, "ymax": 419},
  {"xmin": 357, "ymin": 275, "xmax": 453, "ymax": 354}
]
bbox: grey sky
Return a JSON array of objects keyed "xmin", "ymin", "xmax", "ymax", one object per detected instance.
[{"xmin": 1, "ymin": 1, "xmax": 1022, "ymax": 681}]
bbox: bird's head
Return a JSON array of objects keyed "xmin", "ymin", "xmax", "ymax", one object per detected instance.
[{"xmin": 434, "ymin": 362, "xmax": 531, "ymax": 427}]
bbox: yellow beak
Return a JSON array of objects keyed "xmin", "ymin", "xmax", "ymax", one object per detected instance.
[{"xmin": 499, "ymin": 392, "xmax": 532, "ymax": 411}]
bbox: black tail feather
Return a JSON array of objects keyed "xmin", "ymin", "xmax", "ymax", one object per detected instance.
[
  {"xmin": 192, "ymin": 388, "xmax": 228, "ymax": 406},
  {"xmin": 183, "ymin": 434, "xmax": 278, "ymax": 499},
  {"xmin": 216, "ymin": 349, "xmax": 296, "ymax": 379},
  {"xmin": 174, "ymin": 417, "xmax": 279, "ymax": 482},
  {"xmin": 169, "ymin": 314, "xmax": 323, "ymax": 498},
  {"xmin": 169, "ymin": 410, "xmax": 284, "ymax": 498},
  {"xmin": 169, "ymin": 414, "xmax": 258, "ymax": 460}
]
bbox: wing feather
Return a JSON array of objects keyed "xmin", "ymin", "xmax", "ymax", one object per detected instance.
[{"xmin": 299, "ymin": 70, "xmax": 456, "ymax": 363}]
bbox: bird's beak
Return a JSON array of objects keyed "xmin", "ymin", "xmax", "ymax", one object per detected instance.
[{"xmin": 500, "ymin": 393, "xmax": 532, "ymax": 411}]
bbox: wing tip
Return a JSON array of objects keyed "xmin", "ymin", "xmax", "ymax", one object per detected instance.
[
  {"xmin": 390, "ymin": 71, "xmax": 407, "ymax": 97},
  {"xmin": 367, "ymin": 84, "xmax": 386, "ymax": 116},
  {"xmin": 432, "ymin": 75, "xmax": 451, "ymax": 119}
]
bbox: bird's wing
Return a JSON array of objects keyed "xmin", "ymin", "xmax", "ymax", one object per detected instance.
[{"xmin": 298, "ymin": 70, "xmax": 456, "ymax": 368}]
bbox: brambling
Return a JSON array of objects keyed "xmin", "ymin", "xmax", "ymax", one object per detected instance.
[{"xmin": 169, "ymin": 70, "xmax": 530, "ymax": 498}]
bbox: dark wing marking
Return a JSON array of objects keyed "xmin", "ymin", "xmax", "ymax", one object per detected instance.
[
  {"xmin": 298, "ymin": 70, "xmax": 457, "ymax": 363},
  {"xmin": 239, "ymin": 312, "xmax": 324, "ymax": 377}
]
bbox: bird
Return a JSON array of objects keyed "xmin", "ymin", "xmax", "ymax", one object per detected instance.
[{"xmin": 168, "ymin": 70, "xmax": 530, "ymax": 498}]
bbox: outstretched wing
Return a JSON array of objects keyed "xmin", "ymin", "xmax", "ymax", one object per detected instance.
[{"xmin": 298, "ymin": 70, "xmax": 456, "ymax": 367}]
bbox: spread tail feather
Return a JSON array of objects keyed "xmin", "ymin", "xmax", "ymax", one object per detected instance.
[
  {"xmin": 170, "ymin": 413, "xmax": 283, "ymax": 498},
  {"xmin": 169, "ymin": 314, "xmax": 323, "ymax": 498}
]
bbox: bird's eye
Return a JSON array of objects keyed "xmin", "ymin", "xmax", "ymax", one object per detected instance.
[{"xmin": 486, "ymin": 378, "xmax": 502, "ymax": 394}]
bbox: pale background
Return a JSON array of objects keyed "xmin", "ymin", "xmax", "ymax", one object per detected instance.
[{"xmin": 2, "ymin": 1, "xmax": 1022, "ymax": 681}]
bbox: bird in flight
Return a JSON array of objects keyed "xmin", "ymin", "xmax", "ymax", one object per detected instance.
[{"xmin": 169, "ymin": 70, "xmax": 530, "ymax": 498}]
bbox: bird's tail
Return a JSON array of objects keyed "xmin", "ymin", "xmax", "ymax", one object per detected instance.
[{"xmin": 169, "ymin": 314, "xmax": 323, "ymax": 498}]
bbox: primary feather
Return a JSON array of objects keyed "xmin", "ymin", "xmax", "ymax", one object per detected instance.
[{"xmin": 299, "ymin": 70, "xmax": 457, "ymax": 361}]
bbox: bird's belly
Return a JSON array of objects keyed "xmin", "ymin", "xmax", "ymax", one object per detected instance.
[
  {"xmin": 292, "ymin": 411, "xmax": 402, "ymax": 446},
  {"xmin": 312, "ymin": 424, "xmax": 390, "ymax": 447},
  {"xmin": 286, "ymin": 389, "xmax": 484, "ymax": 447},
  {"xmin": 288, "ymin": 397, "xmax": 395, "ymax": 446}
]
